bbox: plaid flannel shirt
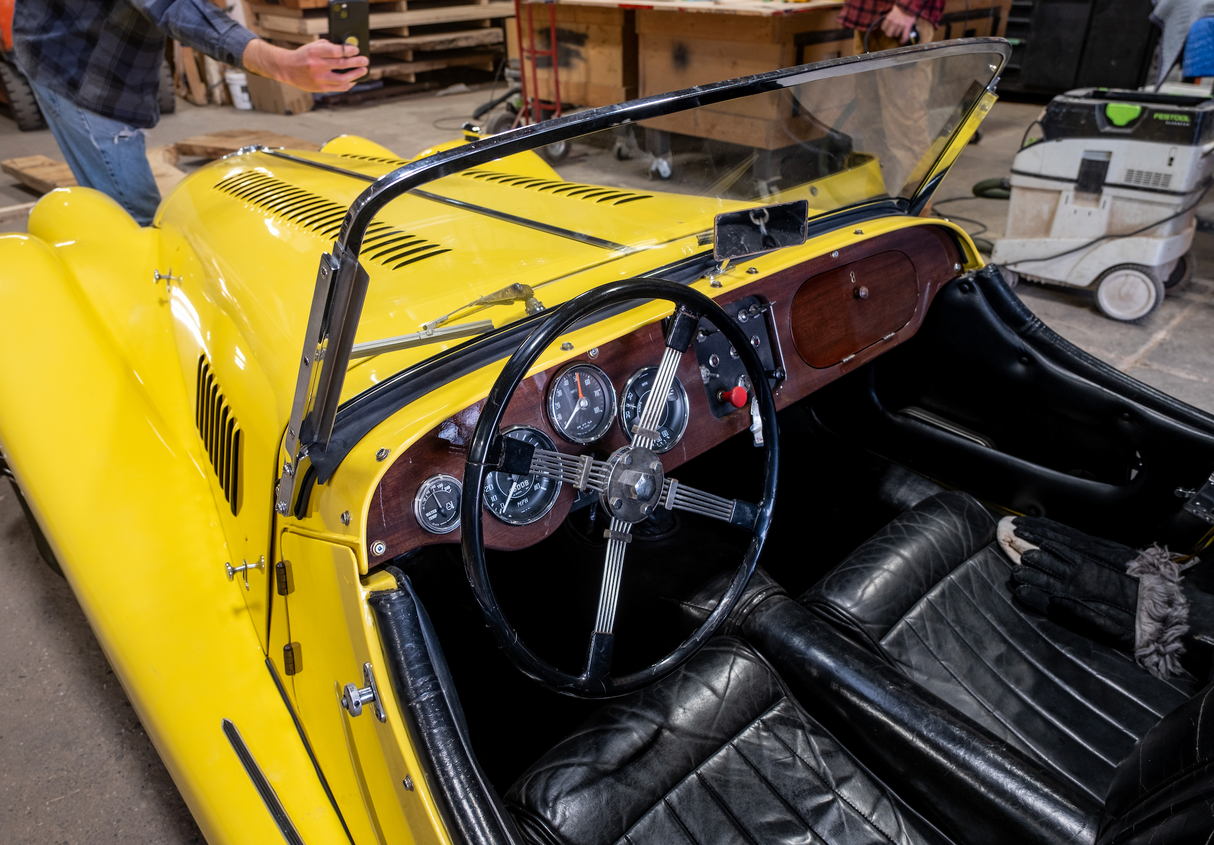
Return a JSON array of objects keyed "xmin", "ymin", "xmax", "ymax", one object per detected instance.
[
  {"xmin": 13, "ymin": 0, "xmax": 257, "ymax": 128},
  {"xmin": 838, "ymin": 0, "xmax": 946, "ymax": 31}
]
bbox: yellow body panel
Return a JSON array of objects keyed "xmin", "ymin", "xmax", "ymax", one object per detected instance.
[{"xmin": 0, "ymin": 65, "xmax": 990, "ymax": 837}]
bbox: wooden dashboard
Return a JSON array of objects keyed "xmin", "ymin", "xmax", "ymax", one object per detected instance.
[{"xmin": 364, "ymin": 225, "xmax": 962, "ymax": 562}]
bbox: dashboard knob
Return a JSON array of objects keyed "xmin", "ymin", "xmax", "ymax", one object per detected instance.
[{"xmin": 718, "ymin": 386, "xmax": 748, "ymax": 408}]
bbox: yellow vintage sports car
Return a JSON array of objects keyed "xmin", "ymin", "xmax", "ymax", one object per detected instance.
[{"xmin": 2, "ymin": 39, "xmax": 1213, "ymax": 845}]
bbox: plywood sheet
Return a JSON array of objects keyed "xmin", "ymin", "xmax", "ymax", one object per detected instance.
[{"xmin": 175, "ymin": 129, "xmax": 321, "ymax": 159}]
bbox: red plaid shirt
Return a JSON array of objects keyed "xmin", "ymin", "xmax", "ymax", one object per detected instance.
[{"xmin": 838, "ymin": 0, "xmax": 946, "ymax": 30}]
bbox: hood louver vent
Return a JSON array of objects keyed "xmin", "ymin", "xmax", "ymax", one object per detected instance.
[
  {"xmin": 196, "ymin": 355, "xmax": 242, "ymax": 516},
  {"xmin": 461, "ymin": 170, "xmax": 653, "ymax": 206},
  {"xmin": 213, "ymin": 172, "xmax": 451, "ymax": 270}
]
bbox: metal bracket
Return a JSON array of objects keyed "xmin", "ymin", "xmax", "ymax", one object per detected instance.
[
  {"xmin": 153, "ymin": 268, "xmax": 182, "ymax": 293},
  {"xmin": 224, "ymin": 556, "xmax": 265, "ymax": 590},
  {"xmin": 1179, "ymin": 471, "xmax": 1214, "ymax": 524},
  {"xmin": 340, "ymin": 662, "xmax": 386, "ymax": 722}
]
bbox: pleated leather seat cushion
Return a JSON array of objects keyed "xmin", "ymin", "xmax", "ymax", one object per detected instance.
[
  {"xmin": 802, "ymin": 492, "xmax": 1198, "ymax": 804},
  {"xmin": 506, "ymin": 637, "xmax": 954, "ymax": 845}
]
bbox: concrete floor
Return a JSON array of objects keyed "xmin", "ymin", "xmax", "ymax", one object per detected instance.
[{"xmin": 3, "ymin": 83, "xmax": 1214, "ymax": 843}]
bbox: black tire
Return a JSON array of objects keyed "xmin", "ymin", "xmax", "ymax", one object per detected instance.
[
  {"xmin": 159, "ymin": 59, "xmax": 177, "ymax": 115},
  {"xmin": 1164, "ymin": 250, "xmax": 1194, "ymax": 289},
  {"xmin": 0, "ymin": 61, "xmax": 46, "ymax": 132},
  {"xmin": 486, "ymin": 110, "xmax": 516, "ymax": 135}
]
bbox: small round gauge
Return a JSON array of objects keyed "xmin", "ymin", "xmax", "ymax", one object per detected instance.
[
  {"xmin": 547, "ymin": 362, "xmax": 617, "ymax": 445},
  {"xmin": 619, "ymin": 367, "xmax": 690, "ymax": 454},
  {"xmin": 483, "ymin": 427, "xmax": 562, "ymax": 526},
  {"xmin": 413, "ymin": 474, "xmax": 463, "ymax": 535}
]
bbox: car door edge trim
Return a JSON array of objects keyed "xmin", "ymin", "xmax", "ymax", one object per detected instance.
[
  {"xmin": 264, "ymin": 658, "xmax": 356, "ymax": 845},
  {"xmin": 222, "ymin": 718, "xmax": 306, "ymax": 845}
]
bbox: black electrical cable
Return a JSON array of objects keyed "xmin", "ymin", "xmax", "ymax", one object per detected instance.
[{"xmin": 1006, "ymin": 180, "xmax": 1213, "ymax": 267}]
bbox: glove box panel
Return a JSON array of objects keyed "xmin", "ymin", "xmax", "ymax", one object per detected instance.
[{"xmin": 790, "ymin": 251, "xmax": 920, "ymax": 369}]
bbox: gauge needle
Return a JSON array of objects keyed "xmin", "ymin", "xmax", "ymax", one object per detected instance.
[{"xmin": 501, "ymin": 479, "xmax": 521, "ymax": 513}]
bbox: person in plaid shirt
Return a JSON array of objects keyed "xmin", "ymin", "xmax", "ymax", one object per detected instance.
[
  {"xmin": 839, "ymin": 0, "xmax": 946, "ymax": 202},
  {"xmin": 13, "ymin": 0, "xmax": 370, "ymax": 225},
  {"xmin": 839, "ymin": 0, "xmax": 946, "ymax": 52}
]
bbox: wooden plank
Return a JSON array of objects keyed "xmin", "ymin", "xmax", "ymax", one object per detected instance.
[
  {"xmin": 552, "ymin": 0, "xmax": 841, "ymax": 16},
  {"xmin": 0, "ymin": 202, "xmax": 37, "ymax": 226},
  {"xmin": 175, "ymin": 129, "xmax": 321, "ymax": 159},
  {"xmin": 1, "ymin": 156, "xmax": 75, "ymax": 194},
  {"xmin": 369, "ymin": 28, "xmax": 502, "ymax": 53},
  {"xmin": 255, "ymin": 2, "xmax": 514, "ymax": 33},
  {"xmin": 2, "ymin": 149, "xmax": 186, "ymax": 197},
  {"xmin": 179, "ymin": 46, "xmax": 209, "ymax": 105},
  {"xmin": 364, "ymin": 50, "xmax": 496, "ymax": 80}
]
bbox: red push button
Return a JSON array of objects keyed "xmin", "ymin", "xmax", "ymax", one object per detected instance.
[{"xmin": 719, "ymin": 386, "xmax": 748, "ymax": 408}]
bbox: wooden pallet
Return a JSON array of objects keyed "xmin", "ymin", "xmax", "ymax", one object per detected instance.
[
  {"xmin": 175, "ymin": 129, "xmax": 320, "ymax": 158},
  {"xmin": 2, "ymin": 147, "xmax": 187, "ymax": 196},
  {"xmin": 244, "ymin": 0, "xmax": 507, "ymax": 80}
]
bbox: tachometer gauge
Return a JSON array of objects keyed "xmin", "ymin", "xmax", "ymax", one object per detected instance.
[
  {"xmin": 483, "ymin": 427, "xmax": 562, "ymax": 525},
  {"xmin": 619, "ymin": 367, "xmax": 690, "ymax": 454},
  {"xmin": 547, "ymin": 362, "xmax": 617, "ymax": 444},
  {"xmin": 413, "ymin": 474, "xmax": 463, "ymax": 535}
]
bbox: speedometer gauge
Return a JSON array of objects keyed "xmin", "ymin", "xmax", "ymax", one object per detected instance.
[
  {"xmin": 619, "ymin": 367, "xmax": 690, "ymax": 454},
  {"xmin": 547, "ymin": 363, "xmax": 617, "ymax": 444},
  {"xmin": 483, "ymin": 427, "xmax": 562, "ymax": 525}
]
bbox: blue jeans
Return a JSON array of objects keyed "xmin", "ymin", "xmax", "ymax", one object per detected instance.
[{"xmin": 28, "ymin": 81, "xmax": 161, "ymax": 226}]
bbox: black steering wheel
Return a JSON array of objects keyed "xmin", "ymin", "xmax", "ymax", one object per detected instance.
[{"xmin": 461, "ymin": 279, "xmax": 779, "ymax": 697}]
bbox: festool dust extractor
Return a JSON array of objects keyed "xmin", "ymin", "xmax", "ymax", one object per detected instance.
[{"xmin": 991, "ymin": 88, "xmax": 1214, "ymax": 321}]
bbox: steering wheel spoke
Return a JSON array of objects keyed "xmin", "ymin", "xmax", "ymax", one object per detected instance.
[
  {"xmin": 530, "ymin": 448, "xmax": 611, "ymax": 493},
  {"xmin": 660, "ymin": 478, "xmax": 759, "ymax": 532}
]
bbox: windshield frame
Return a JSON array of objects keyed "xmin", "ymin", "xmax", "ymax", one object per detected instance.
[{"xmin": 271, "ymin": 38, "xmax": 1011, "ymax": 516}]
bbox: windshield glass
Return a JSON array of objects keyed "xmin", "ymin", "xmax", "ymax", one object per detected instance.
[{"xmin": 335, "ymin": 45, "xmax": 1004, "ymax": 378}]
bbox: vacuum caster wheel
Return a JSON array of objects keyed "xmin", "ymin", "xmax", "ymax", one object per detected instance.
[
  {"xmin": 1095, "ymin": 264, "xmax": 1164, "ymax": 322},
  {"xmin": 1164, "ymin": 250, "xmax": 1195, "ymax": 289},
  {"xmin": 486, "ymin": 111, "xmax": 517, "ymax": 135},
  {"xmin": 649, "ymin": 156, "xmax": 672, "ymax": 180}
]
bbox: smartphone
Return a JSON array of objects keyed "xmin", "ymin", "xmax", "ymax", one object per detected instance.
[{"xmin": 328, "ymin": 0, "xmax": 369, "ymax": 73}]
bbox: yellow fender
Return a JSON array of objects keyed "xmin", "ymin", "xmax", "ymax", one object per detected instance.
[{"xmin": 0, "ymin": 190, "xmax": 348, "ymax": 844}]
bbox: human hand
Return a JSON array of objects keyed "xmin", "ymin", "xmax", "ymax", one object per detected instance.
[
  {"xmin": 880, "ymin": 6, "xmax": 920, "ymax": 45},
  {"xmin": 242, "ymin": 39, "xmax": 369, "ymax": 93}
]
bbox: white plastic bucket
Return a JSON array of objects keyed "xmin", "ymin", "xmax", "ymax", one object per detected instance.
[{"xmin": 224, "ymin": 69, "xmax": 252, "ymax": 110}]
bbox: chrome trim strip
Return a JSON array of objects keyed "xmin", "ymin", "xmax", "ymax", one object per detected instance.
[{"xmin": 222, "ymin": 718, "xmax": 306, "ymax": 845}]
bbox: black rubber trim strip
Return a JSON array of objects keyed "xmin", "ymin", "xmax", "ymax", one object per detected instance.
[
  {"xmin": 1009, "ymin": 168, "xmax": 1196, "ymax": 197},
  {"xmin": 411, "ymin": 189, "xmax": 627, "ymax": 251},
  {"xmin": 264, "ymin": 659, "xmax": 355, "ymax": 845},
  {"xmin": 369, "ymin": 571, "xmax": 523, "ymax": 845},
  {"xmin": 262, "ymin": 150, "xmax": 628, "ymax": 251},
  {"xmin": 222, "ymin": 718, "xmax": 306, "ymax": 845}
]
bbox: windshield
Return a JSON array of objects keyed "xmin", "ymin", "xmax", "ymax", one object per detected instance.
[{"xmin": 274, "ymin": 40, "xmax": 1009, "ymax": 502}]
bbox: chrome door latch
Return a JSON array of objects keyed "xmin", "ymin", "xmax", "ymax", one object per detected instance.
[
  {"xmin": 1177, "ymin": 471, "xmax": 1214, "ymax": 524},
  {"xmin": 224, "ymin": 556, "xmax": 265, "ymax": 590},
  {"xmin": 341, "ymin": 662, "xmax": 386, "ymax": 722}
]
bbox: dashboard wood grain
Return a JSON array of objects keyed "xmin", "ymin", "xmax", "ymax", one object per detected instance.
[{"xmin": 365, "ymin": 225, "xmax": 961, "ymax": 562}]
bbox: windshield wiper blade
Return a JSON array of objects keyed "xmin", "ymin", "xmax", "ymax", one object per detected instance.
[
  {"xmin": 350, "ymin": 319, "xmax": 495, "ymax": 359},
  {"xmin": 421, "ymin": 283, "xmax": 546, "ymax": 332}
]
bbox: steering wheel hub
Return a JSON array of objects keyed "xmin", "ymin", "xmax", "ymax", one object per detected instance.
[{"xmin": 601, "ymin": 444, "xmax": 665, "ymax": 524}]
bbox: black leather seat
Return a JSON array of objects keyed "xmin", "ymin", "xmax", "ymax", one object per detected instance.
[
  {"xmin": 505, "ymin": 637, "xmax": 955, "ymax": 845},
  {"xmin": 801, "ymin": 491, "xmax": 1199, "ymax": 804}
]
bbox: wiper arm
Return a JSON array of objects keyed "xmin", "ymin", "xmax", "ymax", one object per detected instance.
[
  {"xmin": 350, "ymin": 320, "xmax": 496, "ymax": 359},
  {"xmin": 421, "ymin": 283, "xmax": 546, "ymax": 332}
]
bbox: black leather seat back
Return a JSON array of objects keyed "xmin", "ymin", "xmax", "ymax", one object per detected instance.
[
  {"xmin": 1098, "ymin": 683, "xmax": 1214, "ymax": 844},
  {"xmin": 506, "ymin": 637, "xmax": 954, "ymax": 845},
  {"xmin": 803, "ymin": 492, "xmax": 1197, "ymax": 803}
]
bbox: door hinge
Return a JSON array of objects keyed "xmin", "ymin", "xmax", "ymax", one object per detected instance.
[
  {"xmin": 283, "ymin": 642, "xmax": 302, "ymax": 676},
  {"xmin": 276, "ymin": 560, "xmax": 294, "ymax": 595}
]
